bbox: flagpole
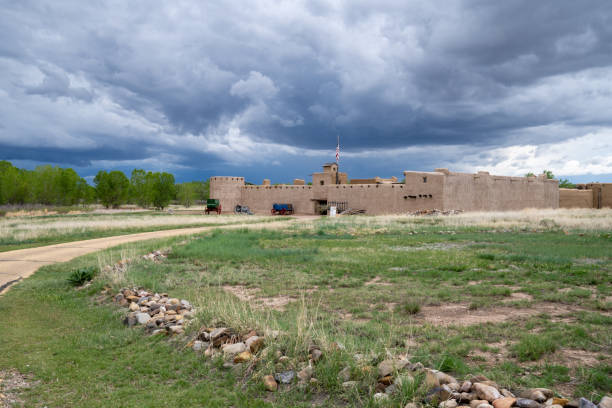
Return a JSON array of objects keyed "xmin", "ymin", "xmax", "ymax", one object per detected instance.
[{"xmin": 336, "ymin": 135, "xmax": 339, "ymax": 185}]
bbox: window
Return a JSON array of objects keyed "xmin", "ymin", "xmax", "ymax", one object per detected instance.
[
  {"xmin": 320, "ymin": 180, "xmax": 324, "ymax": 185},
  {"xmin": 423, "ymin": 177, "xmax": 427, "ymax": 183}
]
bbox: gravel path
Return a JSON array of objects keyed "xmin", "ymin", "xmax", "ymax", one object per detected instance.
[{"xmin": 0, "ymin": 217, "xmax": 314, "ymax": 294}]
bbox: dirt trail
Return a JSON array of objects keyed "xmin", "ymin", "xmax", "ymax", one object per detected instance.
[{"xmin": 0, "ymin": 217, "xmax": 315, "ymax": 294}]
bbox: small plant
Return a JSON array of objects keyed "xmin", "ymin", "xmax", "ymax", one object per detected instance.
[
  {"xmin": 67, "ymin": 266, "xmax": 97, "ymax": 286},
  {"xmin": 398, "ymin": 300, "xmax": 421, "ymax": 315},
  {"xmin": 511, "ymin": 333, "xmax": 557, "ymax": 361}
]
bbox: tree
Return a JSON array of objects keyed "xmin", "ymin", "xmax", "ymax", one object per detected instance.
[
  {"xmin": 559, "ymin": 179, "xmax": 576, "ymax": 188},
  {"xmin": 176, "ymin": 182, "xmax": 197, "ymax": 207},
  {"xmin": 150, "ymin": 172, "xmax": 175, "ymax": 209},
  {"xmin": 129, "ymin": 169, "xmax": 153, "ymax": 208},
  {"xmin": 94, "ymin": 170, "xmax": 130, "ymax": 208},
  {"xmin": 525, "ymin": 172, "xmax": 535, "ymax": 177},
  {"xmin": 542, "ymin": 170, "xmax": 554, "ymax": 180}
]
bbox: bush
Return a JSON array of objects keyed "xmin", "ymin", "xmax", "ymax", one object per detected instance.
[
  {"xmin": 397, "ymin": 300, "xmax": 422, "ymax": 315},
  {"xmin": 67, "ymin": 266, "xmax": 97, "ymax": 286}
]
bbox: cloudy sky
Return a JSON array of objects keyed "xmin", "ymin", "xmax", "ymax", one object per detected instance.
[{"xmin": 1, "ymin": 1, "xmax": 612, "ymax": 183}]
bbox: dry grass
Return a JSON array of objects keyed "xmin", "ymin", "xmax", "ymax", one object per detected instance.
[
  {"xmin": 0, "ymin": 214, "xmax": 274, "ymax": 244},
  {"xmin": 327, "ymin": 208, "xmax": 612, "ymax": 231}
]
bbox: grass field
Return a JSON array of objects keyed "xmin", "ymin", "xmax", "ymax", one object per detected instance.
[
  {"xmin": 0, "ymin": 212, "xmax": 279, "ymax": 252},
  {"xmin": 0, "ymin": 210, "xmax": 610, "ymax": 407}
]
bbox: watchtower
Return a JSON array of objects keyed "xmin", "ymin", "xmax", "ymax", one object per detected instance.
[{"xmin": 209, "ymin": 176, "xmax": 244, "ymax": 213}]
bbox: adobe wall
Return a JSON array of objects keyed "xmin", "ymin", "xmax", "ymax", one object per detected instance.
[
  {"xmin": 559, "ymin": 188, "xmax": 593, "ymax": 208},
  {"xmin": 240, "ymin": 185, "xmax": 315, "ymax": 214},
  {"xmin": 209, "ymin": 176, "xmax": 244, "ymax": 212},
  {"xmin": 586, "ymin": 183, "xmax": 612, "ymax": 208},
  {"xmin": 442, "ymin": 172, "xmax": 559, "ymax": 211}
]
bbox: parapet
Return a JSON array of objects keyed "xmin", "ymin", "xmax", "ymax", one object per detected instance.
[
  {"xmin": 262, "ymin": 179, "xmax": 271, "ymax": 186},
  {"xmin": 293, "ymin": 179, "xmax": 305, "ymax": 185}
]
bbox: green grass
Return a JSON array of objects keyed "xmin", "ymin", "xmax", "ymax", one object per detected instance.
[{"xmin": 1, "ymin": 216, "xmax": 611, "ymax": 406}]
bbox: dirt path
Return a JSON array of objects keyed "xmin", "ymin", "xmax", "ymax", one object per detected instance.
[{"xmin": 0, "ymin": 217, "xmax": 316, "ymax": 294}]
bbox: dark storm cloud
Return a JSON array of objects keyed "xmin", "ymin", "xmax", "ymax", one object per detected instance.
[{"xmin": 1, "ymin": 0, "xmax": 612, "ymax": 180}]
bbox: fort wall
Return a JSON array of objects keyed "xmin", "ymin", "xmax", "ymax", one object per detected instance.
[
  {"xmin": 209, "ymin": 176, "xmax": 244, "ymax": 211},
  {"xmin": 559, "ymin": 188, "xmax": 594, "ymax": 208},
  {"xmin": 586, "ymin": 183, "xmax": 612, "ymax": 208},
  {"xmin": 240, "ymin": 185, "xmax": 315, "ymax": 214},
  {"xmin": 442, "ymin": 172, "xmax": 559, "ymax": 211}
]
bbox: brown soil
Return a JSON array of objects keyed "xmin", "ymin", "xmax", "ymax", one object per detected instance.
[
  {"xmin": 364, "ymin": 276, "xmax": 392, "ymax": 286},
  {"xmin": 222, "ymin": 285, "xmax": 295, "ymax": 311},
  {"xmin": 418, "ymin": 302, "xmax": 584, "ymax": 326},
  {"xmin": 0, "ymin": 370, "xmax": 37, "ymax": 408}
]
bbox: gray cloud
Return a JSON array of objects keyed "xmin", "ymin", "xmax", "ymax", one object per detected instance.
[{"xmin": 1, "ymin": 0, "xmax": 612, "ymax": 181}]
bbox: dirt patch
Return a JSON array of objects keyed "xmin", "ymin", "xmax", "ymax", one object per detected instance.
[
  {"xmin": 364, "ymin": 276, "xmax": 392, "ymax": 286},
  {"xmin": 555, "ymin": 349, "xmax": 605, "ymax": 368},
  {"xmin": 222, "ymin": 285, "xmax": 295, "ymax": 311},
  {"xmin": 418, "ymin": 302, "xmax": 584, "ymax": 326},
  {"xmin": 390, "ymin": 242, "xmax": 474, "ymax": 251},
  {"xmin": 507, "ymin": 292, "xmax": 533, "ymax": 301},
  {"xmin": 0, "ymin": 370, "xmax": 37, "ymax": 408}
]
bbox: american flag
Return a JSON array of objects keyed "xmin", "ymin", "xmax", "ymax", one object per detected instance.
[{"xmin": 335, "ymin": 137, "xmax": 340, "ymax": 162}]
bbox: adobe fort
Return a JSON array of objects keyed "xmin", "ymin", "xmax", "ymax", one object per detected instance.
[{"xmin": 210, "ymin": 164, "xmax": 565, "ymax": 215}]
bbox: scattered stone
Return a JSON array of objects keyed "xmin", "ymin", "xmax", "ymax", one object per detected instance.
[
  {"xmin": 297, "ymin": 366, "xmax": 313, "ymax": 383},
  {"xmin": 310, "ymin": 349, "xmax": 323, "ymax": 362},
  {"xmin": 246, "ymin": 336, "xmax": 264, "ymax": 353},
  {"xmin": 338, "ymin": 367, "xmax": 351, "ymax": 382},
  {"xmin": 233, "ymin": 351, "xmax": 252, "ymax": 364},
  {"xmin": 599, "ymin": 397, "xmax": 612, "ymax": 408},
  {"xmin": 426, "ymin": 370, "xmax": 441, "ymax": 388},
  {"xmin": 222, "ymin": 342, "xmax": 246, "ymax": 356},
  {"xmin": 263, "ymin": 375, "xmax": 277, "ymax": 392},
  {"xmin": 379, "ymin": 375, "xmax": 393, "ymax": 386},
  {"xmin": 493, "ymin": 397, "xmax": 517, "ymax": 408},
  {"xmin": 373, "ymin": 392, "xmax": 388, "ymax": 402},
  {"xmin": 405, "ymin": 403, "xmax": 419, "ymax": 408},
  {"xmin": 501, "ymin": 390, "xmax": 516, "ymax": 398},
  {"xmin": 394, "ymin": 374, "xmax": 415, "ymax": 387},
  {"xmin": 129, "ymin": 302, "xmax": 139, "ymax": 312},
  {"xmin": 473, "ymin": 383, "xmax": 502, "ymax": 402},
  {"xmin": 168, "ymin": 325, "xmax": 184, "ymax": 334},
  {"xmin": 553, "ymin": 399, "xmax": 569, "ymax": 407},
  {"xmin": 378, "ymin": 359, "xmax": 410, "ymax": 378},
  {"xmin": 460, "ymin": 381, "xmax": 473, "ymax": 393},
  {"xmin": 342, "ymin": 381, "xmax": 359, "ymax": 389},
  {"xmin": 522, "ymin": 389, "xmax": 553, "ymax": 403},
  {"xmin": 192, "ymin": 341, "xmax": 204, "ymax": 352},
  {"xmin": 274, "ymin": 370, "xmax": 295, "ymax": 384},
  {"xmin": 385, "ymin": 384, "xmax": 398, "ymax": 395},
  {"xmin": 579, "ymin": 399, "xmax": 597, "ymax": 408},
  {"xmin": 278, "ymin": 356, "xmax": 290, "ymax": 364},
  {"xmin": 471, "ymin": 401, "xmax": 490, "ymax": 408},
  {"xmin": 516, "ymin": 399, "xmax": 543, "ymax": 408},
  {"xmin": 135, "ymin": 312, "xmax": 151, "ymax": 325},
  {"xmin": 440, "ymin": 400, "xmax": 459, "ymax": 408}
]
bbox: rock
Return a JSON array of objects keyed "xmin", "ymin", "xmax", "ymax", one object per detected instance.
[
  {"xmin": 274, "ymin": 370, "xmax": 295, "ymax": 384},
  {"xmin": 448, "ymin": 382, "xmax": 461, "ymax": 392},
  {"xmin": 338, "ymin": 367, "xmax": 351, "ymax": 382},
  {"xmin": 263, "ymin": 375, "xmax": 277, "ymax": 392},
  {"xmin": 551, "ymin": 405, "xmax": 563, "ymax": 408},
  {"xmin": 385, "ymin": 384, "xmax": 397, "ymax": 395},
  {"xmin": 150, "ymin": 329, "xmax": 164, "ymax": 335},
  {"xmin": 460, "ymin": 381, "xmax": 473, "ymax": 393},
  {"xmin": 579, "ymin": 399, "xmax": 597, "ymax": 408},
  {"xmin": 516, "ymin": 399, "xmax": 543, "ymax": 408},
  {"xmin": 123, "ymin": 313, "xmax": 138, "ymax": 327},
  {"xmin": 297, "ymin": 366, "xmax": 313, "ymax": 383},
  {"xmin": 210, "ymin": 327, "xmax": 229, "ymax": 345},
  {"xmin": 198, "ymin": 330, "xmax": 210, "ymax": 341},
  {"xmin": 374, "ymin": 393, "xmax": 388, "ymax": 402},
  {"xmin": 342, "ymin": 380, "xmax": 359, "ymax": 389},
  {"xmin": 379, "ymin": 376, "xmax": 393, "ymax": 385},
  {"xmin": 310, "ymin": 349, "xmax": 322, "ymax": 362},
  {"xmin": 192, "ymin": 340, "xmax": 204, "ymax": 351},
  {"xmin": 394, "ymin": 374, "xmax": 414, "ymax": 387},
  {"xmin": 501, "ymin": 390, "xmax": 516, "ymax": 398},
  {"xmin": 405, "ymin": 403, "xmax": 419, "ymax": 408},
  {"xmin": 168, "ymin": 325, "xmax": 183, "ymax": 334},
  {"xmin": 460, "ymin": 393, "xmax": 475, "ymax": 402},
  {"xmin": 553, "ymin": 399, "xmax": 569, "ymax": 407},
  {"xmin": 426, "ymin": 370, "xmax": 441, "ymax": 388},
  {"xmin": 522, "ymin": 390, "xmax": 553, "ymax": 403},
  {"xmin": 473, "ymin": 383, "xmax": 502, "ymax": 402},
  {"xmin": 278, "ymin": 356, "xmax": 290, "ymax": 364},
  {"xmin": 221, "ymin": 342, "xmax": 246, "ymax": 356},
  {"xmin": 493, "ymin": 397, "xmax": 517, "ymax": 408},
  {"xmin": 428, "ymin": 385, "xmax": 453, "ymax": 403},
  {"xmin": 478, "ymin": 405, "xmax": 494, "ymax": 408},
  {"xmin": 233, "ymin": 351, "xmax": 252, "ymax": 363},
  {"xmin": 135, "ymin": 312, "xmax": 151, "ymax": 325},
  {"xmin": 471, "ymin": 401, "xmax": 490, "ymax": 408},
  {"xmin": 128, "ymin": 302, "xmax": 139, "ymax": 312},
  {"xmin": 599, "ymin": 397, "xmax": 612, "ymax": 408},
  {"xmin": 378, "ymin": 359, "xmax": 410, "ymax": 378},
  {"xmin": 440, "ymin": 401, "xmax": 459, "ymax": 408},
  {"xmin": 245, "ymin": 336, "xmax": 264, "ymax": 353},
  {"xmin": 411, "ymin": 362, "xmax": 425, "ymax": 371}
]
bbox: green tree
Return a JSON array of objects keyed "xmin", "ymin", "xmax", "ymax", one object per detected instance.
[
  {"xmin": 558, "ymin": 178, "xmax": 576, "ymax": 188},
  {"xmin": 94, "ymin": 170, "xmax": 130, "ymax": 208},
  {"xmin": 150, "ymin": 172, "xmax": 175, "ymax": 210},
  {"xmin": 176, "ymin": 182, "xmax": 197, "ymax": 207},
  {"xmin": 525, "ymin": 172, "xmax": 535, "ymax": 177},
  {"xmin": 542, "ymin": 170, "xmax": 554, "ymax": 179},
  {"xmin": 129, "ymin": 169, "xmax": 153, "ymax": 208}
]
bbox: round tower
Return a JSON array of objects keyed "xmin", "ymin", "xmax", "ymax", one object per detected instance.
[{"xmin": 209, "ymin": 176, "xmax": 244, "ymax": 213}]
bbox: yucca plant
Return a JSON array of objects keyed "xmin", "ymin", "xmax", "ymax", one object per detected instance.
[{"xmin": 67, "ymin": 266, "xmax": 97, "ymax": 286}]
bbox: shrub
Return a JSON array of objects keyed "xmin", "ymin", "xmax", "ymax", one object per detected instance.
[
  {"xmin": 511, "ymin": 333, "xmax": 557, "ymax": 361},
  {"xmin": 397, "ymin": 300, "xmax": 421, "ymax": 315},
  {"xmin": 68, "ymin": 266, "xmax": 97, "ymax": 286}
]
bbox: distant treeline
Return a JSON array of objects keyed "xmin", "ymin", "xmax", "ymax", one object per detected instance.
[{"xmin": 0, "ymin": 161, "xmax": 208, "ymax": 209}]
